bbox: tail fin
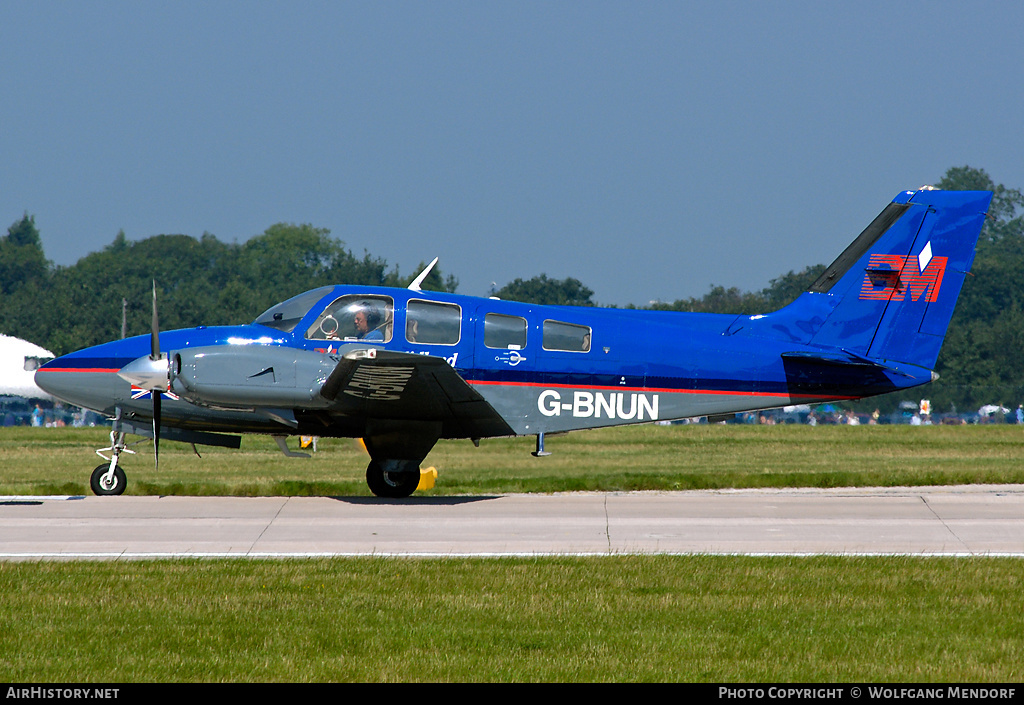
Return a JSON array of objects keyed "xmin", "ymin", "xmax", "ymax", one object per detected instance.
[{"xmin": 746, "ymin": 188, "xmax": 992, "ymax": 370}]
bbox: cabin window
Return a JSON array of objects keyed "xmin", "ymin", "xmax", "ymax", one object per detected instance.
[
  {"xmin": 407, "ymin": 300, "xmax": 461, "ymax": 345},
  {"xmin": 305, "ymin": 295, "xmax": 394, "ymax": 342},
  {"xmin": 484, "ymin": 313, "xmax": 527, "ymax": 349},
  {"xmin": 543, "ymin": 320, "xmax": 591, "ymax": 352}
]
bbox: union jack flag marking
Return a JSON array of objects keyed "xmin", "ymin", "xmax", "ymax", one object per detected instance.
[{"xmin": 130, "ymin": 386, "xmax": 180, "ymax": 401}]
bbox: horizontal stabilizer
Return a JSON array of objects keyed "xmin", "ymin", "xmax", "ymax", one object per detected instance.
[
  {"xmin": 781, "ymin": 350, "xmax": 881, "ymax": 367},
  {"xmin": 780, "ymin": 351, "xmax": 927, "ymax": 379}
]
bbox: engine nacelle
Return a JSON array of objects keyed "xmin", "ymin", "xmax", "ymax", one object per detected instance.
[{"xmin": 169, "ymin": 345, "xmax": 339, "ymax": 409}]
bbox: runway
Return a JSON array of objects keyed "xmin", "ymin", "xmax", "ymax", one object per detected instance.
[{"xmin": 2, "ymin": 484, "xmax": 1023, "ymax": 559}]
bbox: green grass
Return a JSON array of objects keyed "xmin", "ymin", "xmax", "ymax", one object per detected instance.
[
  {"xmin": 1, "ymin": 556, "xmax": 1021, "ymax": 682},
  {"xmin": 3, "ymin": 425, "xmax": 1023, "ymax": 682},
  {"xmin": 2, "ymin": 424, "xmax": 1024, "ymax": 496}
]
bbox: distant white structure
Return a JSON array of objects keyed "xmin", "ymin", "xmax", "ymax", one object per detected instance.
[{"xmin": 0, "ymin": 334, "xmax": 55, "ymax": 400}]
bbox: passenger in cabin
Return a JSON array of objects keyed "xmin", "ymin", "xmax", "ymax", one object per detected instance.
[{"xmin": 353, "ymin": 302, "xmax": 385, "ymax": 341}]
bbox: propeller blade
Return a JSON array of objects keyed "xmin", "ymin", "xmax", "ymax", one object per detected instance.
[
  {"xmin": 150, "ymin": 281, "xmax": 163, "ymax": 468},
  {"xmin": 150, "ymin": 281, "xmax": 161, "ymax": 360},
  {"xmin": 152, "ymin": 391, "xmax": 161, "ymax": 469}
]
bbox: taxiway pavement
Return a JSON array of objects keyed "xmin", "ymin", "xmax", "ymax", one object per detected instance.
[{"xmin": 2, "ymin": 485, "xmax": 1023, "ymax": 559}]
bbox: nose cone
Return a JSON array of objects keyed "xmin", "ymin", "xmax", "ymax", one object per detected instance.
[
  {"xmin": 34, "ymin": 358, "xmax": 119, "ymax": 412},
  {"xmin": 33, "ymin": 366, "xmax": 58, "ymax": 398},
  {"xmin": 33, "ymin": 343, "xmax": 139, "ymax": 415},
  {"xmin": 116, "ymin": 354, "xmax": 169, "ymax": 391}
]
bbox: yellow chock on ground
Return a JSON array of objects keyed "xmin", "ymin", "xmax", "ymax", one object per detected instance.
[{"xmin": 418, "ymin": 466, "xmax": 438, "ymax": 491}]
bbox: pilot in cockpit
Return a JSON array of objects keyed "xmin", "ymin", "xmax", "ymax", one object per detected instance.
[{"xmin": 353, "ymin": 302, "xmax": 385, "ymax": 341}]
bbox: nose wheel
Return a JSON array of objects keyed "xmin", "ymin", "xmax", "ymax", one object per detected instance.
[
  {"xmin": 91, "ymin": 416, "xmax": 135, "ymax": 496},
  {"xmin": 90, "ymin": 463, "xmax": 126, "ymax": 496}
]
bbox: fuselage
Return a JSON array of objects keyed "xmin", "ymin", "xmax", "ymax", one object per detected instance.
[
  {"xmin": 36, "ymin": 284, "xmax": 931, "ymax": 440},
  {"xmin": 32, "ymin": 188, "xmax": 993, "ymax": 499}
]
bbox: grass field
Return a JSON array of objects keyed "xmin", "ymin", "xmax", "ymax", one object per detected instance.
[
  {"xmin": 1, "ymin": 556, "xmax": 1022, "ymax": 682},
  {"xmin": 2, "ymin": 423, "xmax": 1024, "ymax": 496},
  {"xmin": 2, "ymin": 424, "xmax": 1022, "ymax": 682}
]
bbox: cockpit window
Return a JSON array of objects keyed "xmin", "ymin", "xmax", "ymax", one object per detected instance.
[
  {"xmin": 254, "ymin": 286, "xmax": 335, "ymax": 333},
  {"xmin": 306, "ymin": 295, "xmax": 394, "ymax": 343}
]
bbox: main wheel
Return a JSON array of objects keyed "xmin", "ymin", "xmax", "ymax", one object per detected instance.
[
  {"xmin": 90, "ymin": 463, "xmax": 126, "ymax": 496},
  {"xmin": 365, "ymin": 460, "xmax": 419, "ymax": 498}
]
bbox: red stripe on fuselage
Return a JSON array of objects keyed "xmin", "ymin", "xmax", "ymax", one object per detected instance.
[{"xmin": 39, "ymin": 368, "xmax": 120, "ymax": 374}]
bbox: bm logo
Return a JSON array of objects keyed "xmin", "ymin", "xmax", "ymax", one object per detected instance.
[{"xmin": 859, "ymin": 251, "xmax": 947, "ymax": 303}]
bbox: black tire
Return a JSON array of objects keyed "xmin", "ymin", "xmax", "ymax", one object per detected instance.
[
  {"xmin": 90, "ymin": 463, "xmax": 126, "ymax": 496},
  {"xmin": 365, "ymin": 460, "xmax": 419, "ymax": 498}
]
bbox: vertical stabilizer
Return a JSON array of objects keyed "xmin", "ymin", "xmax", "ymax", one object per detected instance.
[{"xmin": 756, "ymin": 189, "xmax": 992, "ymax": 370}]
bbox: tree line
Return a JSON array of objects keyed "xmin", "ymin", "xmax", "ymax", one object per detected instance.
[
  {"xmin": 0, "ymin": 222, "xmax": 456, "ymax": 358},
  {"xmin": 2, "ymin": 166, "xmax": 1021, "ymax": 414}
]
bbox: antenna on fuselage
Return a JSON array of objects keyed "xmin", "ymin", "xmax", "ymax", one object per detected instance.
[{"xmin": 407, "ymin": 257, "xmax": 439, "ymax": 292}]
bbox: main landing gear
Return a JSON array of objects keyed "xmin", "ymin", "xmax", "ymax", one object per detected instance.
[
  {"xmin": 361, "ymin": 421, "xmax": 440, "ymax": 499},
  {"xmin": 365, "ymin": 459, "xmax": 421, "ymax": 499}
]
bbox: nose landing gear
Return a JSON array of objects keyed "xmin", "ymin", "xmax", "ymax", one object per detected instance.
[{"xmin": 90, "ymin": 411, "xmax": 136, "ymax": 496}]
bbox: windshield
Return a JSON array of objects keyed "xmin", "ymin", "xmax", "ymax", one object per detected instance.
[
  {"xmin": 253, "ymin": 286, "xmax": 335, "ymax": 333},
  {"xmin": 306, "ymin": 295, "xmax": 394, "ymax": 343}
]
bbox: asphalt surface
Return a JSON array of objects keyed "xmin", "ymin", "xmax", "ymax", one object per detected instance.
[{"xmin": 2, "ymin": 484, "xmax": 1023, "ymax": 559}]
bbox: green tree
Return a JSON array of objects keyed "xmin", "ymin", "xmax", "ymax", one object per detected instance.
[
  {"xmin": 0, "ymin": 214, "xmax": 49, "ymax": 295},
  {"xmin": 0, "ymin": 215, "xmax": 53, "ymax": 351},
  {"xmin": 383, "ymin": 259, "xmax": 458, "ymax": 293},
  {"xmin": 762, "ymin": 265, "xmax": 827, "ymax": 310},
  {"xmin": 926, "ymin": 167, "xmax": 1024, "ymax": 413},
  {"xmin": 937, "ymin": 166, "xmax": 1024, "ymax": 242},
  {"xmin": 495, "ymin": 274, "xmax": 595, "ymax": 306},
  {"xmin": 646, "ymin": 265, "xmax": 826, "ymax": 315},
  {"xmin": 236, "ymin": 223, "xmax": 392, "ymax": 312},
  {"xmin": 37, "ymin": 231, "xmax": 240, "ymax": 353}
]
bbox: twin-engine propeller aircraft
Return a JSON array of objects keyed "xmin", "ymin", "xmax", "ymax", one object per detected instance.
[{"xmin": 36, "ymin": 188, "xmax": 992, "ymax": 497}]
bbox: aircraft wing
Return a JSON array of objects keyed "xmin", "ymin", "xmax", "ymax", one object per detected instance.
[
  {"xmin": 169, "ymin": 345, "xmax": 514, "ymax": 439},
  {"xmin": 319, "ymin": 349, "xmax": 514, "ymax": 437}
]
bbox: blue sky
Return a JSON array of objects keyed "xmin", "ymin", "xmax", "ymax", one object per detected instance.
[{"xmin": 3, "ymin": 1, "xmax": 1022, "ymax": 307}]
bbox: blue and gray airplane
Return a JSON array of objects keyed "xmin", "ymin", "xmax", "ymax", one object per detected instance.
[{"xmin": 36, "ymin": 188, "xmax": 993, "ymax": 497}]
